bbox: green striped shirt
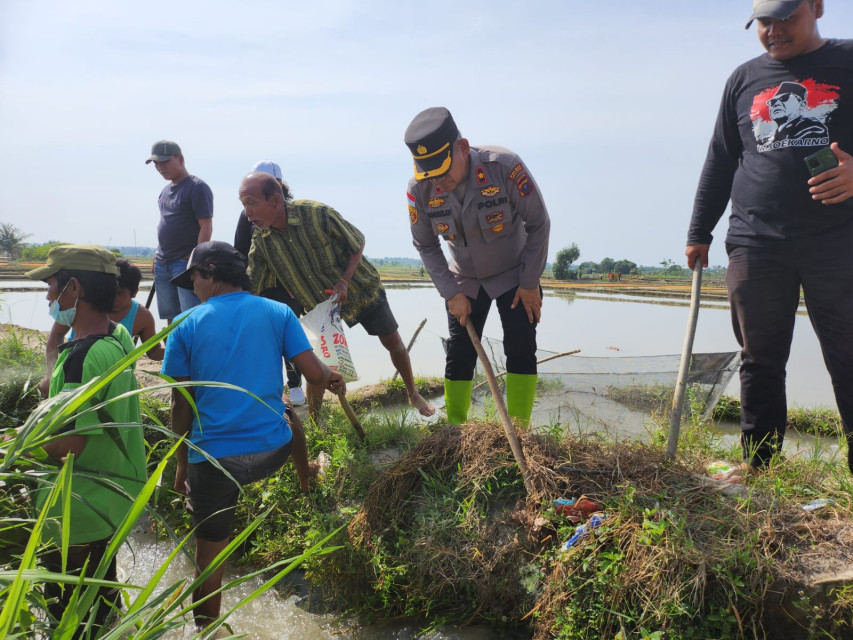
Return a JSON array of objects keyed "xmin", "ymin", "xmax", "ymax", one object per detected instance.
[{"xmin": 249, "ymin": 200, "xmax": 383, "ymax": 323}]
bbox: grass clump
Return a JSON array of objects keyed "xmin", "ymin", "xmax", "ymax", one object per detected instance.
[
  {"xmin": 309, "ymin": 416, "xmax": 853, "ymax": 639},
  {"xmin": 714, "ymin": 396, "xmax": 846, "ymax": 438},
  {"xmin": 0, "ymin": 328, "xmax": 44, "ymax": 429}
]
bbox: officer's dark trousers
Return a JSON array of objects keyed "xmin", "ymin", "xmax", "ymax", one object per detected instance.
[
  {"xmin": 726, "ymin": 240, "xmax": 853, "ymax": 472},
  {"xmin": 445, "ymin": 285, "xmax": 538, "ymax": 380}
]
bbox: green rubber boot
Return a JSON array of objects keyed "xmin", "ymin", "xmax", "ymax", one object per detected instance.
[
  {"xmin": 506, "ymin": 373, "xmax": 538, "ymax": 426},
  {"xmin": 444, "ymin": 378, "xmax": 473, "ymax": 425}
]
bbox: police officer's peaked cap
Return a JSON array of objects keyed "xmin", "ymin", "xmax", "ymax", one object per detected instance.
[
  {"xmin": 770, "ymin": 81, "xmax": 807, "ymax": 102},
  {"xmin": 404, "ymin": 107, "xmax": 460, "ymax": 182}
]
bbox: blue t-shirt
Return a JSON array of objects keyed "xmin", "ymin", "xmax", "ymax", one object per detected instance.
[
  {"xmin": 161, "ymin": 291, "xmax": 311, "ymax": 463},
  {"xmin": 156, "ymin": 175, "xmax": 214, "ymax": 262}
]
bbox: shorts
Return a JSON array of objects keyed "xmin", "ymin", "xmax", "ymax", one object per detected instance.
[
  {"xmin": 154, "ymin": 256, "xmax": 202, "ymax": 320},
  {"xmin": 187, "ymin": 441, "xmax": 293, "ymax": 541},
  {"xmin": 352, "ymin": 293, "xmax": 398, "ymax": 336}
]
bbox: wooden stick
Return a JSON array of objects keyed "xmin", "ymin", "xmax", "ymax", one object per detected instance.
[
  {"xmin": 667, "ymin": 261, "xmax": 703, "ymax": 459},
  {"xmin": 337, "ymin": 389, "xmax": 367, "ymax": 441},
  {"xmin": 144, "ymin": 281, "xmax": 156, "ymax": 309},
  {"xmin": 465, "ymin": 323, "xmax": 536, "ymax": 497},
  {"xmin": 392, "ymin": 318, "xmax": 427, "ymax": 382},
  {"xmin": 472, "ymin": 349, "xmax": 581, "ymax": 391}
]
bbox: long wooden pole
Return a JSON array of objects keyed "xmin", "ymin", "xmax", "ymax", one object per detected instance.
[
  {"xmin": 666, "ymin": 261, "xmax": 703, "ymax": 459},
  {"xmin": 392, "ymin": 318, "xmax": 427, "ymax": 382},
  {"xmin": 337, "ymin": 389, "xmax": 367, "ymax": 441},
  {"xmin": 466, "ymin": 323, "xmax": 536, "ymax": 496}
]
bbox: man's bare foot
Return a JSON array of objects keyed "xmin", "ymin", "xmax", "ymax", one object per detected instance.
[{"xmin": 408, "ymin": 392, "xmax": 435, "ymax": 417}]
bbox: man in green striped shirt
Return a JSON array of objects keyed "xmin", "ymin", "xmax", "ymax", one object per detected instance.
[{"xmin": 240, "ymin": 172, "xmax": 435, "ymax": 421}]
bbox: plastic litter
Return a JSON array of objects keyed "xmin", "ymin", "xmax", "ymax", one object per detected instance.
[
  {"xmin": 561, "ymin": 512, "xmax": 606, "ymax": 551},
  {"xmin": 316, "ymin": 452, "xmax": 331, "ymax": 480},
  {"xmin": 555, "ymin": 497, "xmax": 603, "ymax": 523},
  {"xmin": 802, "ymin": 498, "xmax": 834, "ymax": 512},
  {"xmin": 706, "ymin": 460, "xmax": 735, "ymax": 476}
]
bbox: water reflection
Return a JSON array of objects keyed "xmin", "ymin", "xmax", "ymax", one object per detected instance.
[{"xmin": 0, "ymin": 283, "xmax": 838, "ymax": 408}]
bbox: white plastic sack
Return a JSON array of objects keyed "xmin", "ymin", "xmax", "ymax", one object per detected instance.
[{"xmin": 300, "ymin": 298, "xmax": 359, "ymax": 382}]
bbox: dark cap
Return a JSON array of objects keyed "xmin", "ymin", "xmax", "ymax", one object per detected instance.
[
  {"xmin": 145, "ymin": 140, "xmax": 182, "ymax": 164},
  {"xmin": 404, "ymin": 107, "xmax": 460, "ymax": 181},
  {"xmin": 26, "ymin": 244, "xmax": 119, "ymax": 281},
  {"xmin": 171, "ymin": 241, "xmax": 247, "ymax": 290},
  {"xmin": 769, "ymin": 81, "xmax": 807, "ymax": 102},
  {"xmin": 745, "ymin": 0, "xmax": 805, "ymax": 29}
]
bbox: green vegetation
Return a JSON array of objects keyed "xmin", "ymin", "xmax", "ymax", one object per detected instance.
[
  {"xmin": 19, "ymin": 241, "xmax": 67, "ymax": 262},
  {"xmin": 713, "ymin": 395, "xmax": 846, "ymax": 438},
  {"xmin": 0, "ymin": 328, "xmax": 44, "ymax": 430},
  {"xmin": 553, "ymin": 244, "xmax": 580, "ymax": 280},
  {"xmin": 0, "ymin": 326, "xmax": 340, "ymax": 638},
  {"xmin": 1, "ymin": 329, "xmax": 852, "ymax": 639},
  {"xmin": 0, "ymin": 224, "xmax": 31, "ymax": 261}
]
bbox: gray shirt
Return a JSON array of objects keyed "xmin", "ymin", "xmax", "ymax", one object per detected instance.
[
  {"xmin": 156, "ymin": 175, "xmax": 214, "ymax": 262},
  {"xmin": 407, "ymin": 146, "xmax": 550, "ymax": 300}
]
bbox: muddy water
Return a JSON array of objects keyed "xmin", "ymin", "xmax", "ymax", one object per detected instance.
[
  {"xmin": 119, "ymin": 521, "xmax": 525, "ymax": 639},
  {"xmin": 0, "ymin": 282, "xmax": 837, "ymax": 408}
]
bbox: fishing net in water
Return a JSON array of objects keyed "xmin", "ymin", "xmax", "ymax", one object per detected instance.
[{"xmin": 456, "ymin": 336, "xmax": 740, "ymax": 437}]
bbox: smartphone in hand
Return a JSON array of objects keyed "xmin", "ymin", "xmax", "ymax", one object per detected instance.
[{"xmin": 804, "ymin": 147, "xmax": 839, "ymax": 177}]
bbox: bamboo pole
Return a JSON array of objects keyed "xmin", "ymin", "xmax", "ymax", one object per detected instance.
[
  {"xmin": 666, "ymin": 261, "xmax": 703, "ymax": 459},
  {"xmin": 466, "ymin": 323, "xmax": 536, "ymax": 496},
  {"xmin": 391, "ymin": 318, "xmax": 427, "ymax": 382}
]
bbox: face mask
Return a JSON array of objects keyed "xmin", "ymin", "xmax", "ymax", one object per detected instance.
[{"xmin": 48, "ymin": 281, "xmax": 79, "ymax": 326}]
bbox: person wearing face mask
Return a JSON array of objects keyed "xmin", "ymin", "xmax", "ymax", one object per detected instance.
[
  {"xmin": 404, "ymin": 107, "xmax": 551, "ymax": 427},
  {"xmin": 25, "ymin": 244, "xmax": 146, "ymax": 637},
  {"xmin": 38, "ymin": 258, "xmax": 165, "ymax": 395}
]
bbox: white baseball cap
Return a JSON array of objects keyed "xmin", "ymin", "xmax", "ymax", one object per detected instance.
[{"xmin": 252, "ymin": 160, "xmax": 283, "ymax": 180}]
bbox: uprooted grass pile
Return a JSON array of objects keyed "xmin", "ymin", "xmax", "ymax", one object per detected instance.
[{"xmin": 316, "ymin": 421, "xmax": 853, "ymax": 639}]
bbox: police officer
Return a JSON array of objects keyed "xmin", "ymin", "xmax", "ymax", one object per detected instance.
[{"xmin": 404, "ymin": 107, "xmax": 551, "ymax": 425}]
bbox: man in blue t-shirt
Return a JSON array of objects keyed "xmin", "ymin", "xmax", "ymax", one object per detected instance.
[
  {"xmin": 146, "ymin": 140, "xmax": 213, "ymax": 322},
  {"xmin": 686, "ymin": 0, "xmax": 853, "ymax": 477},
  {"xmin": 161, "ymin": 240, "xmax": 345, "ymax": 631}
]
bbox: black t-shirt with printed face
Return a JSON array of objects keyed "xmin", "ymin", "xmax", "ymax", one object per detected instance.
[{"xmin": 689, "ymin": 39, "xmax": 853, "ymax": 247}]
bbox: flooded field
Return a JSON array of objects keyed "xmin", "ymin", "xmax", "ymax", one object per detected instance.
[{"xmin": 0, "ymin": 282, "xmax": 835, "ymax": 408}]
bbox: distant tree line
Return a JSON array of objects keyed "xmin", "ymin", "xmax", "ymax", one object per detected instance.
[
  {"xmin": 576, "ymin": 257, "xmax": 638, "ymax": 276},
  {"xmin": 370, "ymin": 257, "xmax": 423, "ymax": 267},
  {"xmin": 548, "ymin": 244, "xmax": 727, "ymax": 281},
  {"xmin": 107, "ymin": 246, "xmax": 156, "ymax": 258}
]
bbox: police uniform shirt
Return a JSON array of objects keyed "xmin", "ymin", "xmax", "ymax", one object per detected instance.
[{"xmin": 407, "ymin": 146, "xmax": 550, "ymax": 300}]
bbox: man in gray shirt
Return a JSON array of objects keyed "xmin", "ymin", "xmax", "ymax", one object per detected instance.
[
  {"xmin": 404, "ymin": 107, "xmax": 551, "ymax": 426},
  {"xmin": 146, "ymin": 140, "xmax": 213, "ymax": 322}
]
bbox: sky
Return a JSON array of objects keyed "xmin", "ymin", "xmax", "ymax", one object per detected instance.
[{"xmin": 1, "ymin": 0, "xmax": 851, "ymax": 269}]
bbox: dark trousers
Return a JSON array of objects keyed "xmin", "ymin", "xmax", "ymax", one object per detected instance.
[
  {"xmin": 445, "ymin": 285, "xmax": 538, "ymax": 380},
  {"xmin": 44, "ymin": 538, "xmax": 118, "ymax": 638},
  {"xmin": 726, "ymin": 241, "xmax": 853, "ymax": 470},
  {"xmin": 260, "ymin": 286, "xmax": 304, "ymax": 389}
]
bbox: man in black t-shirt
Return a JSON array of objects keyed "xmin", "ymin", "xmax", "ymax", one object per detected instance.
[{"xmin": 686, "ymin": 0, "xmax": 853, "ymax": 476}]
